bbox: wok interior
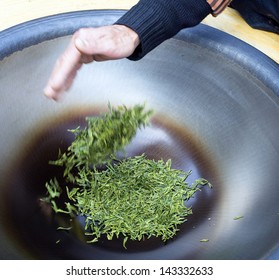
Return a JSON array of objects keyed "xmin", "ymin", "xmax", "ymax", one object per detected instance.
[{"xmin": 0, "ymin": 33, "xmax": 279, "ymax": 259}]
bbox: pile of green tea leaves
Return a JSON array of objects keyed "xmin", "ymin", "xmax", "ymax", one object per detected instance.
[{"xmin": 43, "ymin": 104, "xmax": 211, "ymax": 248}]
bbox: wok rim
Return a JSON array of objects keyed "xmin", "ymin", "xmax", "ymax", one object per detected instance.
[{"xmin": 0, "ymin": 9, "xmax": 279, "ymax": 97}]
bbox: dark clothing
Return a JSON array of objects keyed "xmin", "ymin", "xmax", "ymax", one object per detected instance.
[
  {"xmin": 116, "ymin": 0, "xmax": 230, "ymax": 60},
  {"xmin": 230, "ymin": 0, "xmax": 279, "ymax": 34},
  {"xmin": 115, "ymin": 0, "xmax": 279, "ymax": 60}
]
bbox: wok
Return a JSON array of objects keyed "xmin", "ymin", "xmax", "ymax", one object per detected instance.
[{"xmin": 0, "ymin": 10, "xmax": 279, "ymax": 260}]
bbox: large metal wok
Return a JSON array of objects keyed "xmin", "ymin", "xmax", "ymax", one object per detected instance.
[{"xmin": 0, "ymin": 10, "xmax": 279, "ymax": 259}]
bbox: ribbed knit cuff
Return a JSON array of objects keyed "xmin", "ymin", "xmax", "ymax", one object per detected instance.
[{"xmin": 115, "ymin": 0, "xmax": 211, "ymax": 60}]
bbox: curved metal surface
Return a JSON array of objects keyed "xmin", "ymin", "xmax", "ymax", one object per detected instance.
[{"xmin": 0, "ymin": 10, "xmax": 279, "ymax": 260}]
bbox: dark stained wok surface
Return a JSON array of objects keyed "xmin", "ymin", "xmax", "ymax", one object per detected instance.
[{"xmin": 0, "ymin": 10, "xmax": 279, "ymax": 259}]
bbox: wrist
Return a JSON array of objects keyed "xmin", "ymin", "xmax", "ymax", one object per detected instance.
[{"xmin": 115, "ymin": 0, "xmax": 211, "ymax": 60}]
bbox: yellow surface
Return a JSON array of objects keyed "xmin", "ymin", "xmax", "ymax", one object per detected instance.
[
  {"xmin": 0, "ymin": 0, "xmax": 138, "ymax": 29},
  {"xmin": 203, "ymin": 8, "xmax": 279, "ymax": 64},
  {"xmin": 0, "ymin": 0, "xmax": 279, "ymax": 63}
]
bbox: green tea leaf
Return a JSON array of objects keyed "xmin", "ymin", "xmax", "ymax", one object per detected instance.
[
  {"xmin": 200, "ymin": 239, "xmax": 209, "ymax": 242},
  {"xmin": 233, "ymin": 215, "xmax": 244, "ymax": 220},
  {"xmin": 51, "ymin": 104, "xmax": 153, "ymax": 181},
  {"xmin": 43, "ymin": 104, "xmax": 212, "ymax": 248}
]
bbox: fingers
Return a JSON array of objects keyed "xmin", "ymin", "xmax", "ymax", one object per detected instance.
[
  {"xmin": 44, "ymin": 25, "xmax": 139, "ymax": 101},
  {"xmin": 44, "ymin": 36, "xmax": 84, "ymax": 100},
  {"xmin": 43, "ymin": 29, "xmax": 104, "ymax": 100}
]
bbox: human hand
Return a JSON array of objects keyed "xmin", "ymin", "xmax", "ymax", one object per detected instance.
[{"xmin": 44, "ymin": 25, "xmax": 140, "ymax": 100}]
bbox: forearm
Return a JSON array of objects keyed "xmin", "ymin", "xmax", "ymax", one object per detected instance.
[{"xmin": 115, "ymin": 0, "xmax": 230, "ymax": 60}]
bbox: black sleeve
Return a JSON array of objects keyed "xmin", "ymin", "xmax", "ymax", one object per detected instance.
[{"xmin": 115, "ymin": 0, "xmax": 212, "ymax": 60}]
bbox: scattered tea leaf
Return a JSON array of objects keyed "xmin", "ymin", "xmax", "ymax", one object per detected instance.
[
  {"xmin": 200, "ymin": 239, "xmax": 209, "ymax": 242},
  {"xmin": 233, "ymin": 215, "xmax": 244, "ymax": 220}
]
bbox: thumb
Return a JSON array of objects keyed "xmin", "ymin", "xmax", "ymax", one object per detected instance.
[
  {"xmin": 73, "ymin": 28, "xmax": 118, "ymax": 61},
  {"xmin": 75, "ymin": 37, "xmax": 92, "ymax": 55},
  {"xmin": 74, "ymin": 34, "xmax": 96, "ymax": 63},
  {"xmin": 74, "ymin": 28, "xmax": 100, "ymax": 55}
]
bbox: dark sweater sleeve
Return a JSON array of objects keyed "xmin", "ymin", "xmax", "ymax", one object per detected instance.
[{"xmin": 115, "ymin": 0, "xmax": 212, "ymax": 60}]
